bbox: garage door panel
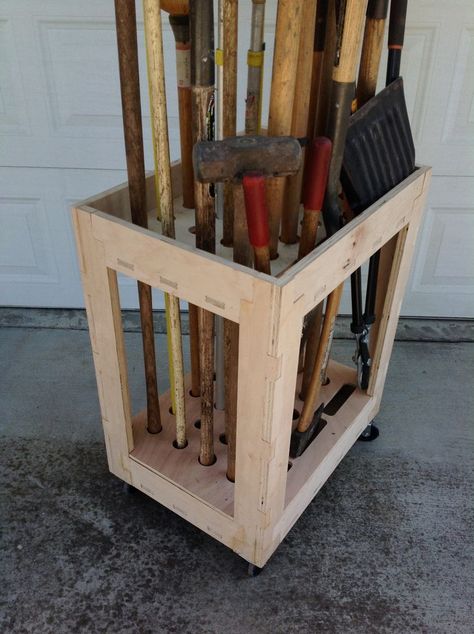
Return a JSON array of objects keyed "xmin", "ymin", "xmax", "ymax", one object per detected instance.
[
  {"xmin": 0, "ymin": 167, "xmax": 127, "ymax": 307},
  {"xmin": 403, "ymin": 177, "xmax": 474, "ymax": 317},
  {"xmin": 0, "ymin": 19, "xmax": 30, "ymax": 135}
]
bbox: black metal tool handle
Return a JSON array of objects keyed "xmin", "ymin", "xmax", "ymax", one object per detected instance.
[{"xmin": 386, "ymin": 0, "xmax": 408, "ymax": 84}]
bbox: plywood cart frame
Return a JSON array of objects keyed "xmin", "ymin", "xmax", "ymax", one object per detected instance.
[{"xmin": 72, "ymin": 164, "xmax": 430, "ymax": 570}]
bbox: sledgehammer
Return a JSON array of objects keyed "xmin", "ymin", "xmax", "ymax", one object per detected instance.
[{"xmin": 193, "ymin": 135, "xmax": 301, "ymax": 481}]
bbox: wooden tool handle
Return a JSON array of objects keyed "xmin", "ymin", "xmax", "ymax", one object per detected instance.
[
  {"xmin": 190, "ymin": 0, "xmax": 216, "ymax": 467},
  {"xmin": 114, "ymin": 0, "xmax": 161, "ymax": 433},
  {"xmin": 190, "ymin": 0, "xmax": 215, "ymax": 89},
  {"xmin": 245, "ymin": 0, "xmax": 266, "ymax": 135},
  {"xmin": 297, "ymin": 282, "xmax": 344, "ymax": 433},
  {"xmin": 222, "ymin": 0, "xmax": 239, "ymax": 247},
  {"xmin": 356, "ymin": 0, "xmax": 389, "ymax": 106},
  {"xmin": 324, "ymin": 0, "xmax": 367, "ymax": 237},
  {"xmin": 144, "ymin": 0, "xmax": 188, "ymax": 446},
  {"xmin": 169, "ymin": 15, "xmax": 195, "ymax": 209},
  {"xmin": 281, "ymin": 0, "xmax": 318, "ymax": 245},
  {"xmin": 333, "ymin": 0, "xmax": 368, "ymax": 84},
  {"xmin": 306, "ymin": 0, "xmax": 329, "ymax": 141},
  {"xmin": 266, "ymin": 0, "xmax": 305, "ymax": 257},
  {"xmin": 242, "ymin": 173, "xmax": 271, "ymax": 275},
  {"xmin": 298, "ymin": 137, "xmax": 332, "ymax": 260}
]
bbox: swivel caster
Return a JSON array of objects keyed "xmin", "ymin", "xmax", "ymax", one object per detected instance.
[
  {"xmin": 247, "ymin": 563, "xmax": 263, "ymax": 577},
  {"xmin": 358, "ymin": 421, "xmax": 379, "ymax": 442}
]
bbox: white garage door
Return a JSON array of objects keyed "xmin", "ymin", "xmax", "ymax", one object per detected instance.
[{"xmin": 0, "ymin": 1, "xmax": 473, "ymax": 317}]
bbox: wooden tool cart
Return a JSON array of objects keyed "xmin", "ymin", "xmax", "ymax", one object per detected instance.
[{"xmin": 72, "ymin": 162, "xmax": 430, "ymax": 571}]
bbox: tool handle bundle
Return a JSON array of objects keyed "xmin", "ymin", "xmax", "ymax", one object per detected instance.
[{"xmin": 112, "ymin": 0, "xmax": 416, "ymax": 473}]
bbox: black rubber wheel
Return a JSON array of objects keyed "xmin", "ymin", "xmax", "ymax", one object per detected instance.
[
  {"xmin": 357, "ymin": 422, "xmax": 379, "ymax": 442},
  {"xmin": 247, "ymin": 563, "xmax": 263, "ymax": 577}
]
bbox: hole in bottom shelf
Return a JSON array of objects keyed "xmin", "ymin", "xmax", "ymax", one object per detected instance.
[
  {"xmin": 188, "ymin": 225, "xmax": 196, "ymax": 235},
  {"xmin": 219, "ymin": 433, "xmax": 227, "ymax": 445},
  {"xmin": 198, "ymin": 454, "xmax": 217, "ymax": 466},
  {"xmin": 292, "ymin": 409, "xmax": 300, "ymax": 421},
  {"xmin": 172, "ymin": 439, "xmax": 189, "ymax": 449},
  {"xmin": 322, "ymin": 376, "xmax": 331, "ymax": 386},
  {"xmin": 146, "ymin": 426, "xmax": 162, "ymax": 435},
  {"xmin": 194, "ymin": 420, "xmax": 201, "ymax": 429},
  {"xmin": 169, "ymin": 406, "xmax": 175, "ymax": 415},
  {"xmin": 189, "ymin": 389, "xmax": 200, "ymax": 398},
  {"xmin": 323, "ymin": 384, "xmax": 356, "ymax": 416}
]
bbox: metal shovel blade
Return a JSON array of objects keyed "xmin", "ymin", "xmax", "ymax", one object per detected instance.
[{"xmin": 341, "ymin": 77, "xmax": 415, "ymax": 215}]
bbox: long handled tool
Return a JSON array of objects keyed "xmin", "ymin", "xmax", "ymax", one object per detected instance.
[
  {"xmin": 346, "ymin": 0, "xmax": 389, "ymax": 389},
  {"xmin": 167, "ymin": 12, "xmax": 194, "ymax": 209},
  {"xmin": 341, "ymin": 78, "xmax": 415, "ymax": 387},
  {"xmin": 367, "ymin": 0, "xmax": 409, "ymax": 349},
  {"xmin": 143, "ymin": 0, "xmax": 187, "ymax": 448},
  {"xmin": 194, "ymin": 135, "xmax": 301, "ymax": 480},
  {"xmin": 291, "ymin": 0, "xmax": 368, "ymax": 459},
  {"xmin": 114, "ymin": 0, "xmax": 161, "ymax": 434},
  {"xmin": 298, "ymin": 138, "xmax": 332, "ymax": 400},
  {"xmin": 306, "ymin": 0, "xmax": 329, "ymax": 143},
  {"xmin": 215, "ymin": 0, "xmax": 239, "ymax": 420},
  {"xmin": 280, "ymin": 0, "xmax": 317, "ymax": 245},
  {"xmin": 314, "ymin": 0, "xmax": 337, "ymax": 137},
  {"xmin": 221, "ymin": 0, "xmax": 239, "ymax": 247},
  {"xmin": 242, "ymin": 174, "xmax": 271, "ymax": 274},
  {"xmin": 266, "ymin": 0, "xmax": 305, "ymax": 259},
  {"xmin": 190, "ymin": 0, "xmax": 216, "ymax": 466},
  {"xmin": 162, "ymin": 2, "xmax": 200, "ymax": 400},
  {"xmin": 342, "ymin": 0, "xmax": 411, "ymax": 389},
  {"xmin": 245, "ymin": 0, "xmax": 266, "ymax": 135}
]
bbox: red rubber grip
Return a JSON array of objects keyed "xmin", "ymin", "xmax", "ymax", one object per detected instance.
[
  {"xmin": 303, "ymin": 137, "xmax": 332, "ymax": 212},
  {"xmin": 242, "ymin": 173, "xmax": 270, "ymax": 248}
]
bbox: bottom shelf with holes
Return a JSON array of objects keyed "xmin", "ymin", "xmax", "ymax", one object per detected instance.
[{"xmin": 127, "ymin": 360, "xmax": 374, "ymax": 533}]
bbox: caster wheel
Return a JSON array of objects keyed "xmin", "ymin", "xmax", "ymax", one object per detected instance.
[
  {"xmin": 358, "ymin": 422, "xmax": 379, "ymax": 442},
  {"xmin": 247, "ymin": 563, "xmax": 263, "ymax": 577}
]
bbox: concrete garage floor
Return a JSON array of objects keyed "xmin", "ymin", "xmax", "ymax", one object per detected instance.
[{"xmin": 1, "ymin": 326, "xmax": 473, "ymax": 633}]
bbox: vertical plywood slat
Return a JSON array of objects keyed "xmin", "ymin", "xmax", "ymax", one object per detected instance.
[
  {"xmin": 72, "ymin": 206, "xmax": 134, "ymax": 483},
  {"xmin": 368, "ymin": 171, "xmax": 432, "ymax": 398}
]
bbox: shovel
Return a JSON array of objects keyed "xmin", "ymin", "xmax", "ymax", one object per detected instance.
[{"xmin": 341, "ymin": 76, "xmax": 415, "ymax": 387}]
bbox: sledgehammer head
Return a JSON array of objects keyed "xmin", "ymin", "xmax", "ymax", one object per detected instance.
[{"xmin": 193, "ymin": 136, "xmax": 302, "ymax": 183}]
